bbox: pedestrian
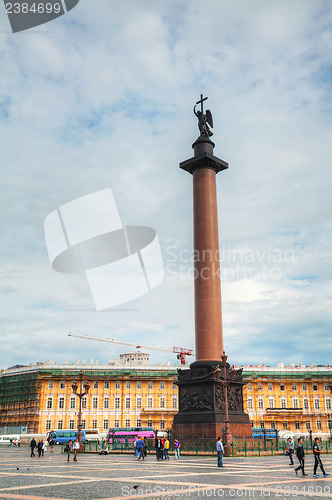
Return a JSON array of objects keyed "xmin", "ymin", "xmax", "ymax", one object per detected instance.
[
  {"xmin": 295, "ymin": 438, "xmax": 307, "ymax": 476},
  {"xmin": 65, "ymin": 440, "xmax": 72, "ymax": 462},
  {"xmin": 155, "ymin": 436, "xmax": 162, "ymax": 460},
  {"xmin": 313, "ymin": 438, "xmax": 329, "ymax": 478},
  {"xmin": 143, "ymin": 437, "xmax": 147, "ymax": 458},
  {"xmin": 17, "ymin": 438, "xmax": 21, "ymax": 448},
  {"xmin": 136, "ymin": 437, "xmax": 145, "ymax": 460},
  {"xmin": 174, "ymin": 439, "xmax": 181, "ymax": 460},
  {"xmin": 49, "ymin": 437, "xmax": 54, "ymax": 453},
  {"xmin": 134, "ymin": 436, "xmax": 140, "ymax": 458},
  {"xmin": 286, "ymin": 437, "xmax": 294, "ymax": 465},
  {"xmin": 160, "ymin": 437, "xmax": 165, "ymax": 460},
  {"xmin": 164, "ymin": 438, "xmax": 170, "ymax": 460},
  {"xmin": 30, "ymin": 437, "xmax": 36, "ymax": 457},
  {"xmin": 37, "ymin": 439, "xmax": 43, "ymax": 457},
  {"xmin": 42, "ymin": 440, "xmax": 48, "ymax": 455},
  {"xmin": 73, "ymin": 438, "xmax": 80, "ymax": 462},
  {"xmin": 9, "ymin": 438, "xmax": 13, "ymax": 447},
  {"xmin": 216, "ymin": 437, "xmax": 224, "ymax": 467}
]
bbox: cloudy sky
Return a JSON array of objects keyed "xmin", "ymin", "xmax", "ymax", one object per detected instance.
[{"xmin": 1, "ymin": 0, "xmax": 332, "ymax": 370}]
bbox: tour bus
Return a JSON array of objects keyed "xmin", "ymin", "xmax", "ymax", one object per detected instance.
[
  {"xmin": 252, "ymin": 428, "xmax": 279, "ymax": 440},
  {"xmin": 47, "ymin": 429, "xmax": 86, "ymax": 445},
  {"xmin": 107, "ymin": 427, "xmax": 155, "ymax": 446},
  {"xmin": 0, "ymin": 434, "xmax": 21, "ymax": 445}
]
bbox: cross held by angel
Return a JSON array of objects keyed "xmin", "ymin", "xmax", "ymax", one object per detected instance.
[{"xmin": 194, "ymin": 94, "xmax": 214, "ymax": 137}]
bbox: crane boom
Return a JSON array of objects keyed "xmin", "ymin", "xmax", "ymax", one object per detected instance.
[{"xmin": 68, "ymin": 333, "xmax": 194, "ymax": 364}]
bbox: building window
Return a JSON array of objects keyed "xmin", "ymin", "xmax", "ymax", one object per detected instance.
[
  {"xmin": 172, "ymin": 396, "xmax": 178, "ymax": 409},
  {"xmin": 295, "ymin": 421, "xmax": 300, "ymax": 430},
  {"xmin": 280, "ymin": 383, "xmax": 285, "ymax": 391},
  {"xmin": 292, "ymin": 383, "xmax": 297, "ymax": 391},
  {"xmin": 46, "ymin": 398, "xmax": 53, "ymax": 409},
  {"xmin": 136, "ymin": 419, "xmax": 142, "ymax": 428},
  {"xmin": 82, "ymin": 420, "xmax": 86, "ymax": 429},
  {"xmin": 148, "ymin": 381, "xmax": 153, "ymax": 390},
  {"xmin": 317, "ymin": 420, "xmax": 322, "ymax": 430},
  {"xmin": 247, "ymin": 382, "xmax": 252, "ymax": 391},
  {"xmin": 104, "ymin": 381, "xmax": 110, "ymax": 390},
  {"xmin": 126, "ymin": 381, "xmax": 131, "ymax": 390},
  {"xmin": 147, "ymin": 397, "xmax": 153, "ymax": 408},
  {"xmin": 313, "ymin": 383, "xmax": 318, "ymax": 391},
  {"xmin": 303, "ymin": 398, "xmax": 309, "ymax": 410},
  {"xmin": 93, "ymin": 381, "xmax": 98, "ymax": 389},
  {"xmin": 258, "ymin": 398, "xmax": 264, "ymax": 409},
  {"xmin": 48, "ymin": 380, "xmax": 53, "ymax": 389},
  {"xmin": 306, "ymin": 421, "xmax": 311, "ymax": 430},
  {"xmin": 92, "ymin": 420, "xmax": 98, "ymax": 429},
  {"xmin": 125, "ymin": 419, "xmax": 130, "ymax": 428},
  {"xmin": 60, "ymin": 381, "xmax": 65, "ymax": 389},
  {"xmin": 115, "ymin": 381, "xmax": 120, "ymax": 390},
  {"xmin": 92, "ymin": 397, "xmax": 98, "ymax": 409},
  {"xmin": 115, "ymin": 397, "xmax": 121, "ymax": 409},
  {"xmin": 324, "ymin": 383, "xmax": 330, "ymax": 392},
  {"xmin": 302, "ymin": 383, "xmax": 307, "ymax": 391},
  {"xmin": 82, "ymin": 396, "xmax": 87, "ymax": 409},
  {"xmin": 59, "ymin": 397, "xmax": 65, "ymax": 409},
  {"xmin": 293, "ymin": 398, "xmax": 299, "ymax": 409},
  {"xmin": 326, "ymin": 398, "xmax": 331, "ymax": 410},
  {"xmin": 69, "ymin": 420, "xmax": 75, "ymax": 429},
  {"xmin": 283, "ymin": 421, "xmax": 288, "ymax": 429},
  {"xmin": 281, "ymin": 398, "xmax": 287, "ymax": 409},
  {"xmin": 125, "ymin": 397, "xmax": 131, "ymax": 409},
  {"xmin": 268, "ymin": 398, "xmax": 274, "ymax": 409},
  {"xmin": 137, "ymin": 381, "xmax": 142, "ymax": 390},
  {"xmin": 314, "ymin": 398, "xmax": 320, "ymax": 410},
  {"xmin": 260, "ymin": 421, "xmax": 265, "ymax": 429},
  {"xmin": 268, "ymin": 383, "xmax": 273, "ymax": 391},
  {"xmin": 58, "ymin": 420, "xmax": 63, "ymax": 430},
  {"xmin": 160, "ymin": 420, "xmax": 165, "ymax": 430},
  {"xmin": 257, "ymin": 382, "xmax": 262, "ymax": 391},
  {"xmin": 147, "ymin": 420, "xmax": 153, "ymax": 427},
  {"xmin": 46, "ymin": 420, "xmax": 51, "ymax": 430},
  {"xmin": 172, "ymin": 382, "xmax": 177, "ymax": 390},
  {"xmin": 104, "ymin": 398, "xmax": 110, "ymax": 409},
  {"xmin": 160, "ymin": 381, "xmax": 165, "ymax": 390},
  {"xmin": 329, "ymin": 420, "xmax": 332, "ymax": 431},
  {"xmin": 103, "ymin": 419, "xmax": 109, "ymax": 430},
  {"xmin": 114, "ymin": 420, "xmax": 120, "ymax": 428},
  {"xmin": 136, "ymin": 397, "xmax": 142, "ymax": 408},
  {"xmin": 160, "ymin": 397, "xmax": 166, "ymax": 408},
  {"xmin": 271, "ymin": 421, "xmax": 276, "ymax": 429},
  {"xmin": 247, "ymin": 398, "xmax": 253, "ymax": 410},
  {"xmin": 70, "ymin": 397, "xmax": 76, "ymax": 409}
]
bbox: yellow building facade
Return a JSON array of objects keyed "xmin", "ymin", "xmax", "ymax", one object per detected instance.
[{"xmin": 1, "ymin": 358, "xmax": 332, "ymax": 439}]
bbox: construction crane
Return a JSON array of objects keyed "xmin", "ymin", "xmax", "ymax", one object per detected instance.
[{"xmin": 68, "ymin": 333, "xmax": 194, "ymax": 365}]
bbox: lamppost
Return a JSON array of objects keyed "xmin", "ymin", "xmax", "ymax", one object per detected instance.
[
  {"xmin": 220, "ymin": 351, "xmax": 234, "ymax": 455},
  {"xmin": 71, "ymin": 371, "xmax": 90, "ymax": 445}
]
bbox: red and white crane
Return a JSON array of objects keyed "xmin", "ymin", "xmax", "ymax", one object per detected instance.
[{"xmin": 68, "ymin": 333, "xmax": 194, "ymax": 365}]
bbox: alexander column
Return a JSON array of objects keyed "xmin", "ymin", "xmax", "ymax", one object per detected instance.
[{"xmin": 172, "ymin": 95, "xmax": 252, "ymax": 443}]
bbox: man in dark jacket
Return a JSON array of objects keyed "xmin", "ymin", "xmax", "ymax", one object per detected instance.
[
  {"xmin": 313, "ymin": 438, "xmax": 329, "ymax": 478},
  {"xmin": 295, "ymin": 438, "xmax": 307, "ymax": 476},
  {"xmin": 30, "ymin": 438, "xmax": 36, "ymax": 457}
]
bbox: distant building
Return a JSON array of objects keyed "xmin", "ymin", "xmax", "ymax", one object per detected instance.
[{"xmin": 1, "ymin": 358, "xmax": 332, "ymax": 438}]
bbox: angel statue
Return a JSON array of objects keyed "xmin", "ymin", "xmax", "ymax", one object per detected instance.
[{"xmin": 194, "ymin": 95, "xmax": 214, "ymax": 137}]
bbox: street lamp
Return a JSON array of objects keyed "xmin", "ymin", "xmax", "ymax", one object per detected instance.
[
  {"xmin": 221, "ymin": 351, "xmax": 233, "ymax": 455},
  {"xmin": 71, "ymin": 371, "xmax": 90, "ymax": 445}
]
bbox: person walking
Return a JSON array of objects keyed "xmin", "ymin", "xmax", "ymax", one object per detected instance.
[
  {"xmin": 73, "ymin": 438, "xmax": 80, "ymax": 462},
  {"xmin": 216, "ymin": 437, "xmax": 224, "ymax": 467},
  {"xmin": 174, "ymin": 439, "xmax": 181, "ymax": 460},
  {"xmin": 49, "ymin": 437, "xmax": 54, "ymax": 453},
  {"xmin": 313, "ymin": 438, "xmax": 329, "ymax": 478},
  {"xmin": 136, "ymin": 437, "xmax": 145, "ymax": 460},
  {"xmin": 65, "ymin": 440, "xmax": 72, "ymax": 462},
  {"xmin": 287, "ymin": 437, "xmax": 294, "ymax": 465},
  {"xmin": 295, "ymin": 438, "xmax": 307, "ymax": 476},
  {"xmin": 164, "ymin": 438, "xmax": 170, "ymax": 460},
  {"xmin": 155, "ymin": 436, "xmax": 162, "ymax": 460},
  {"xmin": 17, "ymin": 438, "xmax": 21, "ymax": 448},
  {"xmin": 30, "ymin": 438, "xmax": 36, "ymax": 457},
  {"xmin": 37, "ymin": 439, "xmax": 43, "ymax": 458}
]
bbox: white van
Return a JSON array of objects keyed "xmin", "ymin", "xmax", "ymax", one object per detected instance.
[{"xmin": 0, "ymin": 435, "xmax": 21, "ymax": 445}]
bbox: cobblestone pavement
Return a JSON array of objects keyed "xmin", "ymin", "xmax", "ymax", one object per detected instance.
[{"xmin": 1, "ymin": 445, "xmax": 332, "ymax": 499}]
